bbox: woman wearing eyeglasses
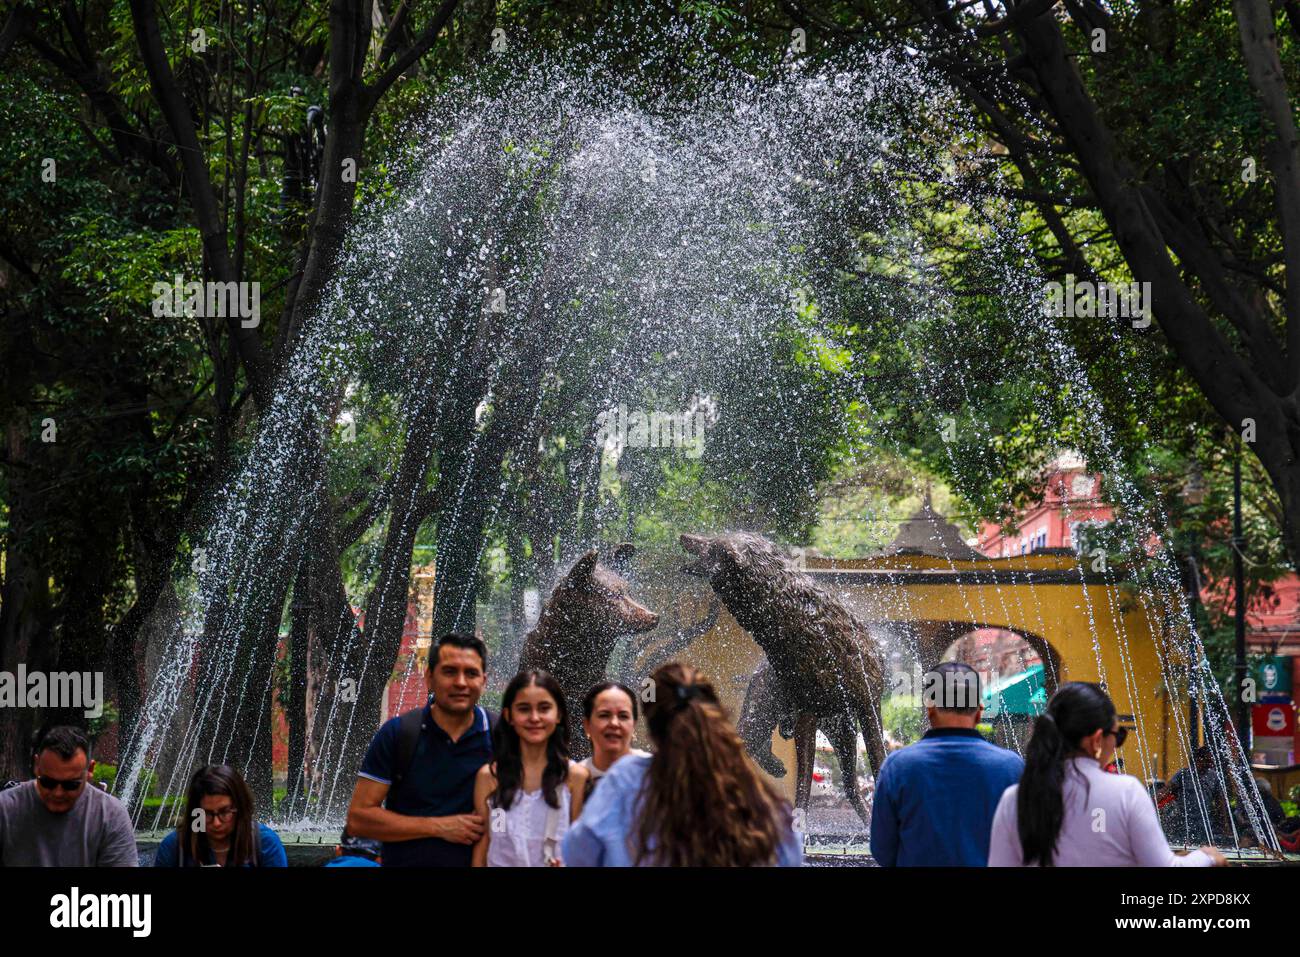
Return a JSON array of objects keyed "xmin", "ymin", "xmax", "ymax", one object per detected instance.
[
  {"xmin": 154, "ymin": 765, "xmax": 287, "ymax": 867},
  {"xmin": 988, "ymin": 682, "xmax": 1227, "ymax": 867}
]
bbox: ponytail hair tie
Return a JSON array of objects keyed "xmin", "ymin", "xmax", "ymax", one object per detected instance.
[{"xmin": 673, "ymin": 683, "xmax": 704, "ymax": 705}]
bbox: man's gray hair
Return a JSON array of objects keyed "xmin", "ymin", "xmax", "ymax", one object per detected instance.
[{"xmin": 922, "ymin": 662, "xmax": 981, "ymax": 713}]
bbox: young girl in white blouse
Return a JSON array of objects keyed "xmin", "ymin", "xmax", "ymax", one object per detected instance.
[
  {"xmin": 472, "ymin": 670, "xmax": 588, "ymax": 867},
  {"xmin": 988, "ymin": 682, "xmax": 1228, "ymax": 867}
]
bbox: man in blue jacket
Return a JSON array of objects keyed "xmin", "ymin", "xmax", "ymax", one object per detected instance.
[{"xmin": 870, "ymin": 661, "xmax": 1023, "ymax": 866}]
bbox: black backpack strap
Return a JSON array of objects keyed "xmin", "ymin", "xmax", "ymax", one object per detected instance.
[
  {"xmin": 391, "ymin": 706, "xmax": 427, "ymax": 793},
  {"xmin": 391, "ymin": 703, "xmax": 496, "ymax": 795}
]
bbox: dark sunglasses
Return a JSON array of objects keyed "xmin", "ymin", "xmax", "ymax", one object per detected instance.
[
  {"xmin": 37, "ymin": 775, "xmax": 86, "ymax": 792},
  {"xmin": 1104, "ymin": 726, "xmax": 1128, "ymax": 747}
]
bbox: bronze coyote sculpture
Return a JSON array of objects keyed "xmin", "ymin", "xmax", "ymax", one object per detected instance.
[
  {"xmin": 517, "ymin": 544, "xmax": 659, "ymax": 758},
  {"xmin": 681, "ymin": 531, "xmax": 886, "ymax": 824}
]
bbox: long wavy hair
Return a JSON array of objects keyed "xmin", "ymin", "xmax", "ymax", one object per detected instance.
[
  {"xmin": 632, "ymin": 662, "xmax": 792, "ymax": 866},
  {"xmin": 492, "ymin": 670, "xmax": 571, "ymax": 810},
  {"xmin": 1017, "ymin": 682, "xmax": 1116, "ymax": 866},
  {"xmin": 175, "ymin": 764, "xmax": 259, "ymax": 867}
]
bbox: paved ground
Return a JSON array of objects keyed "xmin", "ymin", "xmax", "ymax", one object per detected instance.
[
  {"xmin": 800, "ymin": 804, "xmax": 874, "ymax": 865},
  {"xmin": 135, "ymin": 815, "xmax": 1299, "ymax": 867},
  {"xmin": 803, "ymin": 804, "xmax": 871, "ymax": 837}
]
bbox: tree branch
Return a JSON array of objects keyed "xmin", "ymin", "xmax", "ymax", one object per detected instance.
[
  {"xmin": 975, "ymin": 0, "xmax": 1059, "ymax": 37},
  {"xmin": 1234, "ymin": 0, "xmax": 1300, "ymax": 386},
  {"xmin": 1141, "ymin": 185, "xmax": 1290, "ymax": 395},
  {"xmin": 363, "ymin": 0, "xmax": 459, "ymax": 115},
  {"xmin": 0, "ymin": 5, "xmax": 32, "ymax": 68},
  {"xmin": 128, "ymin": 0, "xmax": 272, "ymax": 405},
  {"xmin": 377, "ymin": 0, "xmax": 412, "ymax": 65},
  {"xmin": 21, "ymin": 9, "xmax": 177, "ymax": 183},
  {"xmin": 1011, "ymin": 8, "xmax": 1270, "ymax": 432}
]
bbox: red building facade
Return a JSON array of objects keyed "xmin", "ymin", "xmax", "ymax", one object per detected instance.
[
  {"xmin": 972, "ymin": 452, "xmax": 1300, "ymax": 662},
  {"xmin": 974, "ymin": 452, "xmax": 1113, "ymax": 557}
]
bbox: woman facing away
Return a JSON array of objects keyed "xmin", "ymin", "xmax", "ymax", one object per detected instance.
[
  {"xmin": 562, "ymin": 662, "xmax": 803, "ymax": 867},
  {"xmin": 579, "ymin": 681, "xmax": 649, "ymax": 799},
  {"xmin": 154, "ymin": 764, "xmax": 288, "ymax": 867},
  {"xmin": 988, "ymin": 682, "xmax": 1228, "ymax": 867},
  {"xmin": 472, "ymin": 670, "xmax": 589, "ymax": 867}
]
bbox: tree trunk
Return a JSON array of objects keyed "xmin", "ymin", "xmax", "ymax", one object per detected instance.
[
  {"xmin": 285, "ymin": 494, "xmax": 357, "ymax": 816},
  {"xmin": 286, "ymin": 562, "xmax": 311, "ymax": 814},
  {"xmin": 219, "ymin": 596, "xmax": 283, "ymax": 811},
  {"xmin": 0, "ymin": 420, "xmax": 53, "ymax": 780},
  {"xmin": 320, "ymin": 389, "xmax": 441, "ymax": 788},
  {"xmin": 1010, "ymin": 9, "xmax": 1300, "ymax": 568},
  {"xmin": 275, "ymin": 0, "xmax": 371, "ymax": 356}
]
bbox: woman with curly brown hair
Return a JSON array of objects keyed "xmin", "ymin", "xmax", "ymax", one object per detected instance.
[{"xmin": 561, "ymin": 661, "xmax": 802, "ymax": 866}]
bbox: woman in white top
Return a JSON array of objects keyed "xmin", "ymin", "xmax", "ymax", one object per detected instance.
[
  {"xmin": 579, "ymin": 682, "xmax": 650, "ymax": 797},
  {"xmin": 472, "ymin": 670, "xmax": 588, "ymax": 867},
  {"xmin": 988, "ymin": 682, "xmax": 1227, "ymax": 867}
]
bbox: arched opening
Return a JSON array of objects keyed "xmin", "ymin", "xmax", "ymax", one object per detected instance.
[
  {"xmin": 943, "ymin": 627, "xmax": 1050, "ymax": 753},
  {"xmin": 872, "ymin": 619, "xmax": 1062, "ymax": 756}
]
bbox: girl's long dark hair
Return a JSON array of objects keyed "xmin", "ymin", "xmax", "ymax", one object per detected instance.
[
  {"xmin": 175, "ymin": 764, "xmax": 258, "ymax": 867},
  {"xmin": 633, "ymin": 662, "xmax": 791, "ymax": 866},
  {"xmin": 492, "ymin": 670, "xmax": 571, "ymax": 810},
  {"xmin": 1017, "ymin": 682, "xmax": 1116, "ymax": 866}
]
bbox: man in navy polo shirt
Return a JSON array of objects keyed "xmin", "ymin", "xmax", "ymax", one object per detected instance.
[
  {"xmin": 347, "ymin": 632, "xmax": 494, "ymax": 866},
  {"xmin": 870, "ymin": 661, "xmax": 1024, "ymax": 867}
]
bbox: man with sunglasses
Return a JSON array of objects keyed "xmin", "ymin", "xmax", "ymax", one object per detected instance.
[{"xmin": 0, "ymin": 725, "xmax": 138, "ymax": 866}]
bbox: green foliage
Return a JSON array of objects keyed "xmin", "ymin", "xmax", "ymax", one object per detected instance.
[
  {"xmin": 87, "ymin": 701, "xmax": 121, "ymax": 743},
  {"xmin": 9, "ymin": 0, "xmax": 1297, "ymax": 789},
  {"xmin": 104, "ymin": 766, "xmax": 159, "ymax": 797},
  {"xmin": 882, "ymin": 694, "xmax": 924, "ymax": 744}
]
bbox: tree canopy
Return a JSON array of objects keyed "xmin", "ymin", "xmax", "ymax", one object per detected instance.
[{"xmin": 2, "ymin": 0, "xmax": 1291, "ymax": 803}]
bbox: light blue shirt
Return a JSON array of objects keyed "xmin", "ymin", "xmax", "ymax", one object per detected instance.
[{"xmin": 562, "ymin": 753, "xmax": 804, "ymax": 866}]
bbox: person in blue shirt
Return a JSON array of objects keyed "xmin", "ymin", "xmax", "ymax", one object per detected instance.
[
  {"xmin": 870, "ymin": 660, "xmax": 1024, "ymax": 867},
  {"xmin": 154, "ymin": 764, "xmax": 287, "ymax": 867},
  {"xmin": 346, "ymin": 631, "xmax": 494, "ymax": 866},
  {"xmin": 563, "ymin": 661, "xmax": 803, "ymax": 867},
  {"xmin": 322, "ymin": 830, "xmax": 382, "ymax": 867}
]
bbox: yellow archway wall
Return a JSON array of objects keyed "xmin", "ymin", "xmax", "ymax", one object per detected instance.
[{"xmin": 630, "ymin": 551, "xmax": 1191, "ymax": 801}]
